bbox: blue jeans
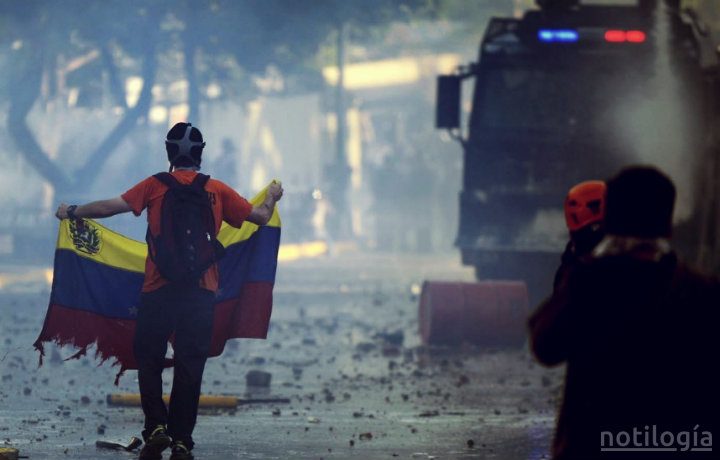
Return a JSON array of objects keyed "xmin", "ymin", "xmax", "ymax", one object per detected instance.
[{"xmin": 133, "ymin": 284, "xmax": 215, "ymax": 449}]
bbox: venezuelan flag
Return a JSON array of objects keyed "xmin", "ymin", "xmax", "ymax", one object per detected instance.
[{"xmin": 34, "ymin": 183, "xmax": 281, "ymax": 383}]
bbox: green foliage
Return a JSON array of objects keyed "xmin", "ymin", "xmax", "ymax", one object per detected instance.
[
  {"xmin": 0, "ymin": 0, "xmax": 443, "ymax": 99},
  {"xmin": 0, "ymin": 0, "xmax": 443, "ymax": 190}
]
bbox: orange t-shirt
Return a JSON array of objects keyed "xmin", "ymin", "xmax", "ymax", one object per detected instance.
[{"xmin": 121, "ymin": 170, "xmax": 253, "ymax": 293}]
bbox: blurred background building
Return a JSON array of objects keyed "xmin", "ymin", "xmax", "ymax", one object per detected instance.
[{"xmin": 0, "ymin": 0, "xmax": 519, "ymax": 263}]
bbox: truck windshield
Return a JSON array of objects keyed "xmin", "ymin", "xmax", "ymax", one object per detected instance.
[{"xmin": 473, "ymin": 65, "xmax": 645, "ymax": 134}]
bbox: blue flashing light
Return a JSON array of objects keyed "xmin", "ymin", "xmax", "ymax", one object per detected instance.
[{"xmin": 538, "ymin": 29, "xmax": 579, "ymax": 43}]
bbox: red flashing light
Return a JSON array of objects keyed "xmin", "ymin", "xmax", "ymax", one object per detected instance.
[
  {"xmin": 626, "ymin": 30, "xmax": 646, "ymax": 43},
  {"xmin": 605, "ymin": 29, "xmax": 646, "ymax": 44},
  {"xmin": 605, "ymin": 30, "xmax": 626, "ymax": 42}
]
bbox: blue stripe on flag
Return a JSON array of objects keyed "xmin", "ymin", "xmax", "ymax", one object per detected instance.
[
  {"xmin": 51, "ymin": 250, "xmax": 143, "ymax": 319},
  {"xmin": 217, "ymin": 226, "xmax": 280, "ymax": 301},
  {"xmin": 52, "ymin": 225, "xmax": 280, "ymax": 314}
]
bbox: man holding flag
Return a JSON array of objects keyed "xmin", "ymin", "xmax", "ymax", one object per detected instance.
[{"xmin": 51, "ymin": 122, "xmax": 283, "ymax": 460}]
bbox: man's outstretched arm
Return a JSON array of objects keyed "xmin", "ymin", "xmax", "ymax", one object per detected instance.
[
  {"xmin": 55, "ymin": 197, "xmax": 132, "ymax": 220},
  {"xmin": 246, "ymin": 183, "xmax": 283, "ymax": 226}
]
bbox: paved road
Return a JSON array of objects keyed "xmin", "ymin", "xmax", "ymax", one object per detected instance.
[{"xmin": 0, "ymin": 253, "xmax": 562, "ymax": 459}]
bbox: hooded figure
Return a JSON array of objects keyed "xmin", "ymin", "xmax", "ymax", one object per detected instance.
[{"xmin": 529, "ymin": 166, "xmax": 719, "ymax": 460}]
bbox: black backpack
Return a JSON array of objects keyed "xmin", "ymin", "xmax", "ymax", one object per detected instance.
[{"xmin": 146, "ymin": 172, "xmax": 225, "ymax": 283}]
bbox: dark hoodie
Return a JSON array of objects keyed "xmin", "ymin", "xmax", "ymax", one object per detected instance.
[{"xmin": 529, "ymin": 236, "xmax": 719, "ymax": 460}]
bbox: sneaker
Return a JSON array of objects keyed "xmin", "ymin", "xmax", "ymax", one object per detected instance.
[
  {"xmin": 139, "ymin": 425, "xmax": 171, "ymax": 460},
  {"xmin": 169, "ymin": 440, "xmax": 194, "ymax": 460}
]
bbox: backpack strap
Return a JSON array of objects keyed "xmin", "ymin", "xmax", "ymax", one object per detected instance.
[
  {"xmin": 146, "ymin": 172, "xmax": 177, "ymax": 264},
  {"xmin": 152, "ymin": 172, "xmax": 179, "ymax": 188},
  {"xmin": 153, "ymin": 172, "xmax": 210, "ymax": 190},
  {"xmin": 191, "ymin": 173, "xmax": 211, "ymax": 190}
]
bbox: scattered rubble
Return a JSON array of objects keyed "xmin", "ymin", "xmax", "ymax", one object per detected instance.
[{"xmin": 0, "ymin": 257, "xmax": 558, "ymax": 458}]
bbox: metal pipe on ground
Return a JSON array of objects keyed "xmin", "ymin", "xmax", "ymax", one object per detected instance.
[
  {"xmin": 0, "ymin": 447, "xmax": 19, "ymax": 460},
  {"xmin": 106, "ymin": 393, "xmax": 290, "ymax": 408}
]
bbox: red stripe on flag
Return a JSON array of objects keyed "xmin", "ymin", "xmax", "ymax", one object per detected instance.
[
  {"xmin": 208, "ymin": 282, "xmax": 274, "ymax": 357},
  {"xmin": 35, "ymin": 282, "xmax": 274, "ymax": 377},
  {"xmin": 34, "ymin": 304, "xmax": 138, "ymax": 370},
  {"xmin": 230, "ymin": 282, "xmax": 274, "ymax": 339}
]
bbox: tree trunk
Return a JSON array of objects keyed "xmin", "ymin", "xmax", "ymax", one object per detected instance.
[
  {"xmin": 100, "ymin": 43, "xmax": 128, "ymax": 110},
  {"xmin": 7, "ymin": 17, "xmax": 159, "ymax": 195},
  {"xmin": 74, "ymin": 41, "xmax": 157, "ymax": 190},
  {"xmin": 7, "ymin": 44, "xmax": 73, "ymax": 193}
]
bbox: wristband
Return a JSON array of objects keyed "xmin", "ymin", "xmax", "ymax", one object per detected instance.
[{"xmin": 66, "ymin": 205, "xmax": 78, "ymax": 219}]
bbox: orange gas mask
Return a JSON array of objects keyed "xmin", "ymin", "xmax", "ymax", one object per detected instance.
[{"xmin": 564, "ymin": 180, "xmax": 606, "ymax": 232}]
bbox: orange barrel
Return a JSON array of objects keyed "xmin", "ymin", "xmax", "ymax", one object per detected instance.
[{"xmin": 419, "ymin": 280, "xmax": 529, "ymax": 347}]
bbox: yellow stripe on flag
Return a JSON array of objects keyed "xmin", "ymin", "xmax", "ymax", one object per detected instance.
[
  {"xmin": 219, "ymin": 180, "xmax": 281, "ymax": 247},
  {"xmin": 56, "ymin": 219, "xmax": 146, "ymax": 273},
  {"xmin": 56, "ymin": 181, "xmax": 281, "ymax": 271}
]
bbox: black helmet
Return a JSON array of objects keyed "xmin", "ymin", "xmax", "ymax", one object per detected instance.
[{"xmin": 165, "ymin": 122, "xmax": 205, "ymax": 169}]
